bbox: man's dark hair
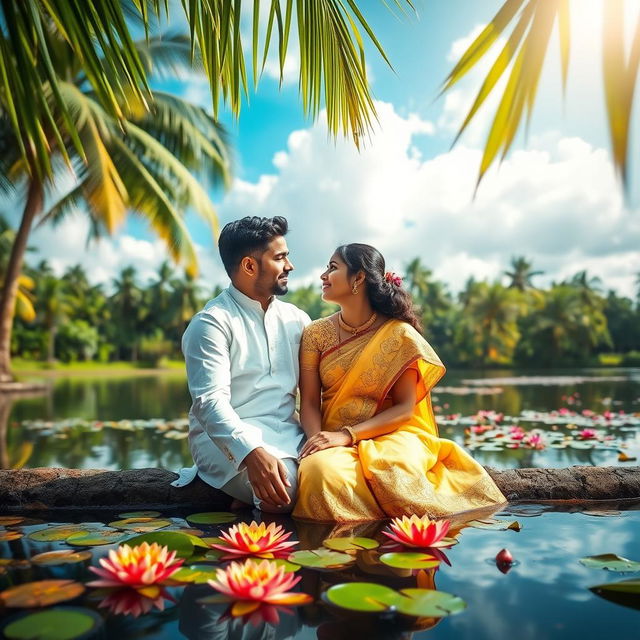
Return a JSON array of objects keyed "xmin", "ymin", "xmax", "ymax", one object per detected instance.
[{"xmin": 218, "ymin": 216, "xmax": 288, "ymax": 277}]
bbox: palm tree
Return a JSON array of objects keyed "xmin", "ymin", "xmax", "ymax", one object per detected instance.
[
  {"xmin": 405, "ymin": 258, "xmax": 433, "ymax": 301},
  {"xmin": 0, "ymin": 30, "xmax": 232, "ymax": 381},
  {"xmin": 442, "ymin": 0, "xmax": 639, "ymax": 191},
  {"xmin": 1, "ymin": 1, "xmax": 408, "ymax": 183},
  {"xmin": 519, "ymin": 285, "xmax": 611, "ymax": 363},
  {"xmin": 505, "ymin": 256, "xmax": 544, "ymax": 291},
  {"xmin": 457, "ymin": 281, "xmax": 524, "ymax": 364},
  {"xmin": 36, "ymin": 273, "xmax": 73, "ymax": 363},
  {"xmin": 110, "ymin": 266, "xmax": 143, "ymax": 361},
  {"xmin": 0, "ymin": 216, "xmax": 35, "ymax": 324}
]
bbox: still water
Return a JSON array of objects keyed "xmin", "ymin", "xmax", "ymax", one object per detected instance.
[
  {"xmin": 0, "ymin": 504, "xmax": 638, "ymax": 639},
  {"xmin": 2, "ymin": 367, "xmax": 639, "ymax": 470}
]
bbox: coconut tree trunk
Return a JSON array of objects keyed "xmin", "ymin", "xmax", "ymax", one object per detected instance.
[
  {"xmin": 0, "ymin": 179, "xmax": 44, "ymax": 382},
  {"xmin": 47, "ymin": 324, "xmax": 57, "ymax": 363}
]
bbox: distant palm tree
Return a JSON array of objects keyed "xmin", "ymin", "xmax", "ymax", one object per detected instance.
[
  {"xmin": 505, "ymin": 256, "xmax": 544, "ymax": 291},
  {"xmin": 0, "ymin": 30, "xmax": 232, "ymax": 381},
  {"xmin": 567, "ymin": 270, "xmax": 604, "ymax": 309},
  {"xmin": 405, "ymin": 258, "xmax": 433, "ymax": 300},
  {"xmin": 111, "ymin": 266, "xmax": 143, "ymax": 361},
  {"xmin": 458, "ymin": 281, "xmax": 524, "ymax": 364},
  {"xmin": 523, "ymin": 285, "xmax": 611, "ymax": 362},
  {"xmin": 36, "ymin": 274, "xmax": 73, "ymax": 363}
]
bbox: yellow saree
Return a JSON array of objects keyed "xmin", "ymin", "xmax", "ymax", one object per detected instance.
[{"xmin": 293, "ymin": 318, "xmax": 506, "ymax": 522}]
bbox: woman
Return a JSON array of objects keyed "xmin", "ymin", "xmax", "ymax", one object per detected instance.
[{"xmin": 293, "ymin": 244, "xmax": 506, "ymax": 522}]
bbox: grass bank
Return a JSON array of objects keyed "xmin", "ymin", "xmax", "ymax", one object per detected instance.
[{"xmin": 11, "ymin": 359, "xmax": 185, "ymax": 378}]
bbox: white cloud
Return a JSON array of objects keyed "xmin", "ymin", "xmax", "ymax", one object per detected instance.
[
  {"xmin": 28, "ymin": 211, "xmax": 227, "ymax": 294},
  {"xmin": 218, "ymin": 100, "xmax": 639, "ymax": 298}
]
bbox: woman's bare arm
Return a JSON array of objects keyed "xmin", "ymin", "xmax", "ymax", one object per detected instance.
[
  {"xmin": 350, "ymin": 367, "xmax": 418, "ymax": 440},
  {"xmin": 299, "ymin": 367, "xmax": 418, "ymax": 458}
]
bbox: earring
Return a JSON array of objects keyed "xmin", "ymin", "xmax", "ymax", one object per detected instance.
[{"xmin": 352, "ymin": 283, "xmax": 358, "ymax": 295}]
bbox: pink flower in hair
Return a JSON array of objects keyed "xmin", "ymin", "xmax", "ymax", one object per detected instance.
[{"xmin": 384, "ymin": 272, "xmax": 403, "ymax": 287}]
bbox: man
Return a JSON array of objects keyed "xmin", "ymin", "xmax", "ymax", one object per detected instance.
[{"xmin": 172, "ymin": 216, "xmax": 310, "ymax": 512}]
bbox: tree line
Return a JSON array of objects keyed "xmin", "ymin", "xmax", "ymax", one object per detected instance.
[{"xmin": 6, "ymin": 252, "xmax": 640, "ymax": 368}]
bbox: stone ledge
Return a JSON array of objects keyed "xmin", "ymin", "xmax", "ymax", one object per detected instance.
[{"xmin": 0, "ymin": 466, "xmax": 638, "ymax": 512}]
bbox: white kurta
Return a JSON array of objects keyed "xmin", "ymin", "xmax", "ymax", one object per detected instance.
[{"xmin": 172, "ymin": 285, "xmax": 311, "ymax": 489}]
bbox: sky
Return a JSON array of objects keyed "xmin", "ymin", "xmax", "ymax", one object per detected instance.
[{"xmin": 21, "ymin": 0, "xmax": 640, "ymax": 298}]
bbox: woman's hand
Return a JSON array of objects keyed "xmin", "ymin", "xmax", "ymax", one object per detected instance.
[{"xmin": 299, "ymin": 430, "xmax": 352, "ymax": 459}]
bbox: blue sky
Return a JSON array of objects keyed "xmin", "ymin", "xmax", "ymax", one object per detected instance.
[{"xmin": 27, "ymin": 0, "xmax": 640, "ymax": 297}]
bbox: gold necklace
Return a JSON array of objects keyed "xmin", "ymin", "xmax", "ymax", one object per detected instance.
[{"xmin": 338, "ymin": 311, "xmax": 377, "ymax": 336}]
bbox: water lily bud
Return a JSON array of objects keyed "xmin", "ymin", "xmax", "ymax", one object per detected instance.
[
  {"xmin": 496, "ymin": 548, "xmax": 514, "ymax": 573},
  {"xmin": 496, "ymin": 548, "xmax": 513, "ymax": 564}
]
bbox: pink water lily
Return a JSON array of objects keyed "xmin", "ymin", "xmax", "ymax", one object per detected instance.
[
  {"xmin": 382, "ymin": 515, "xmax": 451, "ymax": 549},
  {"xmin": 87, "ymin": 542, "xmax": 183, "ymax": 593},
  {"xmin": 525, "ymin": 432, "xmax": 545, "ymax": 449},
  {"xmin": 210, "ymin": 521, "xmax": 298, "ymax": 559},
  {"xmin": 578, "ymin": 428, "xmax": 597, "ymax": 439},
  {"xmin": 97, "ymin": 586, "xmax": 175, "ymax": 617},
  {"xmin": 207, "ymin": 559, "xmax": 312, "ymax": 618}
]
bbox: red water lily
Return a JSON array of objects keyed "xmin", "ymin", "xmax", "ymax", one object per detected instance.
[
  {"xmin": 87, "ymin": 542, "xmax": 183, "ymax": 595},
  {"xmin": 210, "ymin": 521, "xmax": 298, "ymax": 559},
  {"xmin": 382, "ymin": 515, "xmax": 451, "ymax": 549},
  {"xmin": 207, "ymin": 559, "xmax": 312, "ymax": 618}
]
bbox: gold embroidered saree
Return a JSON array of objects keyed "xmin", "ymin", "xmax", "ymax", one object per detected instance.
[{"xmin": 293, "ymin": 318, "xmax": 506, "ymax": 522}]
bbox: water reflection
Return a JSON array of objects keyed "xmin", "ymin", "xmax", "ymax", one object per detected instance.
[
  {"xmin": 3, "ymin": 368, "xmax": 639, "ymax": 470},
  {"xmin": 1, "ymin": 506, "xmax": 640, "ymax": 639}
]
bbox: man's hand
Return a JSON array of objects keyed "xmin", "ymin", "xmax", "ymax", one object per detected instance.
[
  {"xmin": 243, "ymin": 448, "xmax": 292, "ymax": 508},
  {"xmin": 299, "ymin": 430, "xmax": 352, "ymax": 459}
]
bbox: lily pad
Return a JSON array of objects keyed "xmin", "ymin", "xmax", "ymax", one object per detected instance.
[
  {"xmin": 325, "ymin": 582, "xmax": 399, "ymax": 612},
  {"xmin": 172, "ymin": 564, "xmax": 220, "ymax": 584},
  {"xmin": 0, "ymin": 580, "xmax": 85, "ymax": 608},
  {"xmin": 580, "ymin": 554, "xmax": 640, "ymax": 572},
  {"xmin": 2, "ymin": 607, "xmax": 102, "ymax": 640},
  {"xmin": 467, "ymin": 519, "xmax": 521, "ymax": 532},
  {"xmin": 0, "ymin": 559, "xmax": 30, "ymax": 570},
  {"xmin": 117, "ymin": 511, "xmax": 161, "ymax": 519},
  {"xmin": 0, "ymin": 530, "xmax": 23, "ymax": 542},
  {"xmin": 108, "ymin": 518, "xmax": 172, "ymax": 532},
  {"xmin": 325, "ymin": 582, "xmax": 465, "ymax": 617},
  {"xmin": 590, "ymin": 580, "xmax": 640, "ymax": 611},
  {"xmin": 66, "ymin": 529, "xmax": 128, "ymax": 547},
  {"xmin": 393, "ymin": 588, "xmax": 466, "ymax": 617},
  {"xmin": 379, "ymin": 553, "xmax": 440, "ymax": 570},
  {"xmin": 28, "ymin": 526, "xmax": 91, "ymax": 542},
  {"xmin": 271, "ymin": 558, "xmax": 301, "ymax": 572},
  {"xmin": 288, "ymin": 548, "xmax": 355, "ymax": 570},
  {"xmin": 185, "ymin": 512, "xmax": 237, "ymax": 525},
  {"xmin": 31, "ymin": 551, "xmax": 92, "ymax": 567},
  {"xmin": 323, "ymin": 537, "xmax": 379, "ymax": 552},
  {"xmin": 125, "ymin": 531, "xmax": 208, "ymax": 558},
  {"xmin": 591, "ymin": 579, "xmax": 640, "ymax": 594}
]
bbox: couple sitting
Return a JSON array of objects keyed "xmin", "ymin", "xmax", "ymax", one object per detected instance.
[{"xmin": 173, "ymin": 216, "xmax": 506, "ymax": 522}]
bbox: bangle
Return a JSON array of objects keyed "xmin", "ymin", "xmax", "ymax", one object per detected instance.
[{"xmin": 341, "ymin": 426, "xmax": 357, "ymax": 445}]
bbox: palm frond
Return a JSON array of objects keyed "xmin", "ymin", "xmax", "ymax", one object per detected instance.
[
  {"xmin": 129, "ymin": 91, "xmax": 232, "ymax": 188},
  {"xmin": 58, "ymin": 82, "xmax": 128, "ymax": 233},
  {"xmin": 0, "ymin": 0, "xmax": 153, "ymax": 179},
  {"xmin": 444, "ymin": 0, "xmax": 640, "ymax": 192}
]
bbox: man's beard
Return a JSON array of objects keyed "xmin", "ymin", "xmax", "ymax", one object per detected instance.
[{"xmin": 272, "ymin": 276, "xmax": 289, "ymax": 296}]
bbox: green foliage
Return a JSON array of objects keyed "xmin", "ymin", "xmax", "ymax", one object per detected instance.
[{"xmin": 8, "ymin": 256, "xmax": 639, "ymax": 368}]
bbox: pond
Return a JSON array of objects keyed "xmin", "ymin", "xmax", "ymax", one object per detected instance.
[
  {"xmin": 0, "ymin": 504, "xmax": 639, "ymax": 639},
  {"xmin": 2, "ymin": 367, "xmax": 639, "ymax": 470}
]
